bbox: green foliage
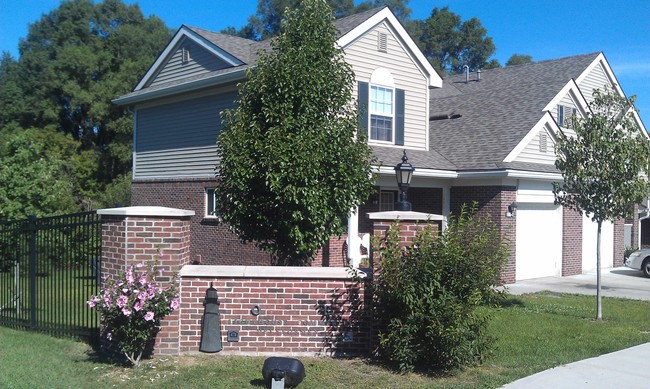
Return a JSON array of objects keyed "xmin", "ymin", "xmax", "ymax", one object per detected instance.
[
  {"xmin": 217, "ymin": 0, "xmax": 375, "ymax": 265},
  {"xmin": 553, "ymin": 87, "xmax": 650, "ymax": 224},
  {"xmin": 413, "ymin": 6, "xmax": 496, "ymax": 75},
  {"xmin": 0, "ymin": 130, "xmax": 79, "ymax": 219},
  {"xmin": 506, "ymin": 54, "xmax": 533, "ymax": 66},
  {"xmin": 374, "ymin": 205, "xmax": 509, "ymax": 372},
  {"xmin": 0, "ymin": 0, "xmax": 171, "ymax": 215}
]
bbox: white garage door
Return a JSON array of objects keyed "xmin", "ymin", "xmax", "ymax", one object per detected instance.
[
  {"xmin": 516, "ymin": 203, "xmax": 563, "ymax": 280},
  {"xmin": 582, "ymin": 215, "xmax": 613, "ymax": 272}
]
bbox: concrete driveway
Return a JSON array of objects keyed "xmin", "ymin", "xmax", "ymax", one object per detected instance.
[{"xmin": 505, "ymin": 266, "xmax": 650, "ymax": 301}]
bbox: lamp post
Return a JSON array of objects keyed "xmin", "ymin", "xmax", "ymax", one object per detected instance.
[{"xmin": 394, "ymin": 150, "xmax": 415, "ymax": 211}]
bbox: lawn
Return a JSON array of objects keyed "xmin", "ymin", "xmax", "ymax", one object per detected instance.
[{"xmin": 1, "ymin": 292, "xmax": 649, "ymax": 388}]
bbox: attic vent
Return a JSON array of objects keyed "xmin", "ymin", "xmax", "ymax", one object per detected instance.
[
  {"xmin": 377, "ymin": 32, "xmax": 387, "ymax": 53},
  {"xmin": 539, "ymin": 131, "xmax": 548, "ymax": 153},
  {"xmin": 182, "ymin": 46, "xmax": 191, "ymax": 64}
]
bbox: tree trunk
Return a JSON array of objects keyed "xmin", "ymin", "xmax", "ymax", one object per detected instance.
[{"xmin": 596, "ymin": 220, "xmax": 602, "ymax": 321}]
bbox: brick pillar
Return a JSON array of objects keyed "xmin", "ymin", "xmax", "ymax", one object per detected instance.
[
  {"xmin": 562, "ymin": 206, "xmax": 583, "ymax": 276},
  {"xmin": 97, "ymin": 206, "xmax": 194, "ymax": 356}
]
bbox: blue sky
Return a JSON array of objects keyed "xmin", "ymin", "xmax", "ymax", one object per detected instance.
[{"xmin": 1, "ymin": 0, "xmax": 649, "ymax": 125}]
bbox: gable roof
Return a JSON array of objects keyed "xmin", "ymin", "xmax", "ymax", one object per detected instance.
[
  {"xmin": 114, "ymin": 7, "xmax": 438, "ymax": 105},
  {"xmin": 428, "ymin": 53, "xmax": 601, "ymax": 171}
]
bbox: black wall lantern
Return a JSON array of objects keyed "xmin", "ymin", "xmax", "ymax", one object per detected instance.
[{"xmin": 394, "ymin": 150, "xmax": 415, "ymax": 211}]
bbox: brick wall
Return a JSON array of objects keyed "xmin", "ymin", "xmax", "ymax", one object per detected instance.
[
  {"xmin": 562, "ymin": 207, "xmax": 583, "ymax": 276},
  {"xmin": 132, "ymin": 179, "xmax": 272, "ymax": 266},
  {"xmin": 178, "ymin": 267, "xmax": 369, "ymax": 356},
  {"xmin": 450, "ymin": 186, "xmax": 516, "ymax": 283},
  {"xmin": 613, "ymin": 219, "xmax": 625, "ymax": 266},
  {"xmin": 98, "ymin": 208, "xmax": 194, "ymax": 355}
]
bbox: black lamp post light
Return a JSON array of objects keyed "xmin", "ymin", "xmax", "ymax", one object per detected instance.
[{"xmin": 394, "ymin": 150, "xmax": 415, "ymax": 211}]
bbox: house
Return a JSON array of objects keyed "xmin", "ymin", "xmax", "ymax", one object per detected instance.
[{"xmin": 113, "ymin": 7, "xmax": 647, "ymax": 283}]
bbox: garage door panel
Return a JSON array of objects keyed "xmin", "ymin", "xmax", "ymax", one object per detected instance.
[{"xmin": 516, "ymin": 203, "xmax": 562, "ymax": 280}]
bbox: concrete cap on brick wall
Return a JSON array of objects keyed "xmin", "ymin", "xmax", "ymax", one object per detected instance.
[
  {"xmin": 366, "ymin": 211, "xmax": 444, "ymax": 221},
  {"xmin": 97, "ymin": 206, "xmax": 195, "ymax": 217},
  {"xmin": 180, "ymin": 265, "xmax": 369, "ymax": 279}
]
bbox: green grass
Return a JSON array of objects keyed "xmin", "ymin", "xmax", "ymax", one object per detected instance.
[{"xmin": 1, "ymin": 292, "xmax": 649, "ymax": 388}]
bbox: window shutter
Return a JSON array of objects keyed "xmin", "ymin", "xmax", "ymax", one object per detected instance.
[
  {"xmin": 395, "ymin": 88, "xmax": 405, "ymax": 146},
  {"xmin": 358, "ymin": 81, "xmax": 369, "ymax": 132}
]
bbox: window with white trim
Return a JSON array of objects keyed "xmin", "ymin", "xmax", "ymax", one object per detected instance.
[
  {"xmin": 205, "ymin": 188, "xmax": 219, "ymax": 218},
  {"xmin": 557, "ymin": 105, "xmax": 577, "ymax": 128},
  {"xmin": 370, "ymin": 85, "xmax": 394, "ymax": 142}
]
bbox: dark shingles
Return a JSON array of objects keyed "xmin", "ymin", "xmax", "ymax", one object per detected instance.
[{"xmin": 429, "ymin": 53, "xmax": 600, "ymax": 170}]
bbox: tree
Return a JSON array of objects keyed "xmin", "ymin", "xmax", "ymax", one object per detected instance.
[
  {"xmin": 506, "ymin": 54, "xmax": 533, "ymax": 66},
  {"xmin": 217, "ymin": 0, "xmax": 375, "ymax": 265},
  {"xmin": 415, "ymin": 6, "xmax": 495, "ymax": 75},
  {"xmin": 0, "ymin": 130, "xmax": 79, "ymax": 219},
  {"xmin": 1, "ymin": 0, "xmax": 171, "ymax": 212},
  {"xmin": 553, "ymin": 87, "xmax": 650, "ymax": 320}
]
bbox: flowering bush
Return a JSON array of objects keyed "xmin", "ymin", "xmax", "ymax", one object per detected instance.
[{"xmin": 87, "ymin": 261, "xmax": 179, "ymax": 367}]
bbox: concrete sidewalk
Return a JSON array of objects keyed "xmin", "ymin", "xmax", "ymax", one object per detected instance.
[
  {"xmin": 501, "ymin": 267, "xmax": 650, "ymax": 388},
  {"xmin": 501, "ymin": 342, "xmax": 650, "ymax": 389}
]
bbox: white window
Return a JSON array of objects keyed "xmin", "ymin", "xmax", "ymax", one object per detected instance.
[
  {"xmin": 379, "ymin": 190, "xmax": 396, "ymax": 211},
  {"xmin": 557, "ymin": 105, "xmax": 577, "ymax": 128},
  {"xmin": 370, "ymin": 85, "xmax": 394, "ymax": 142},
  {"xmin": 205, "ymin": 188, "xmax": 218, "ymax": 218}
]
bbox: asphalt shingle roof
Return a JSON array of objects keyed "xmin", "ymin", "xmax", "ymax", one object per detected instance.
[{"xmin": 428, "ymin": 53, "xmax": 600, "ymax": 170}]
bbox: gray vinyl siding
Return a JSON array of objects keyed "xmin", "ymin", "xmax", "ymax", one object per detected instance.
[
  {"xmin": 344, "ymin": 22, "xmax": 428, "ymax": 150},
  {"xmin": 515, "ymin": 129, "xmax": 557, "ymax": 165},
  {"xmin": 134, "ymin": 91, "xmax": 237, "ymax": 179},
  {"xmin": 578, "ymin": 61, "xmax": 612, "ymax": 104},
  {"xmin": 149, "ymin": 39, "xmax": 233, "ymax": 87}
]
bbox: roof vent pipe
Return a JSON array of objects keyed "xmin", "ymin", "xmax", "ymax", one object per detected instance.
[
  {"xmin": 477, "ymin": 69, "xmax": 481, "ymax": 82},
  {"xmin": 464, "ymin": 65, "xmax": 469, "ymax": 83}
]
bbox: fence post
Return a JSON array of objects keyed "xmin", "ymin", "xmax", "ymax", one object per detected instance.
[{"xmin": 28, "ymin": 214, "xmax": 37, "ymax": 329}]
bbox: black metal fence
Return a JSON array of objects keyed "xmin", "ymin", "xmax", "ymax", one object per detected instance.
[{"xmin": 0, "ymin": 212, "xmax": 102, "ymax": 340}]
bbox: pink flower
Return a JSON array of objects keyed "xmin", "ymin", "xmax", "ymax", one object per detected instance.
[
  {"xmin": 106, "ymin": 332, "xmax": 112, "ymax": 341},
  {"xmin": 86, "ymin": 297, "xmax": 98, "ymax": 308},
  {"xmin": 136, "ymin": 263, "xmax": 145, "ymax": 268},
  {"xmin": 137, "ymin": 291, "xmax": 147, "ymax": 301},
  {"xmin": 144, "ymin": 311, "xmax": 154, "ymax": 321},
  {"xmin": 138, "ymin": 275, "xmax": 148, "ymax": 286},
  {"xmin": 170, "ymin": 299, "xmax": 180, "ymax": 310},
  {"xmin": 122, "ymin": 307, "xmax": 132, "ymax": 316},
  {"xmin": 116, "ymin": 295, "xmax": 128, "ymax": 308},
  {"xmin": 133, "ymin": 301, "xmax": 143, "ymax": 312}
]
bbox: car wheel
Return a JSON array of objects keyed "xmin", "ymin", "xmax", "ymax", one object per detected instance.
[{"xmin": 643, "ymin": 258, "xmax": 650, "ymax": 278}]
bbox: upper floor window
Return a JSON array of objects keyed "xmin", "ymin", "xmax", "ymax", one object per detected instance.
[
  {"xmin": 557, "ymin": 105, "xmax": 577, "ymax": 128},
  {"xmin": 370, "ymin": 85, "xmax": 394, "ymax": 142}
]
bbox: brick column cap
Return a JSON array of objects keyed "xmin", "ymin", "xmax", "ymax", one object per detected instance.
[
  {"xmin": 366, "ymin": 211, "xmax": 443, "ymax": 221},
  {"xmin": 179, "ymin": 265, "xmax": 369, "ymax": 279},
  {"xmin": 97, "ymin": 206, "xmax": 195, "ymax": 217}
]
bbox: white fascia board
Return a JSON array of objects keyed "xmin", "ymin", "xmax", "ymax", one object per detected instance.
[
  {"xmin": 543, "ymin": 79, "xmax": 590, "ymax": 116},
  {"xmin": 374, "ymin": 165, "xmax": 458, "ymax": 178},
  {"xmin": 113, "ymin": 68, "xmax": 247, "ymax": 105},
  {"xmin": 503, "ymin": 113, "xmax": 559, "ymax": 162},
  {"xmin": 337, "ymin": 8, "xmax": 442, "ymax": 88},
  {"xmin": 134, "ymin": 26, "xmax": 244, "ymax": 92}
]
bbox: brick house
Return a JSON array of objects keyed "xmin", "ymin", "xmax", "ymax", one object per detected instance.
[{"xmin": 113, "ymin": 7, "xmax": 647, "ymax": 283}]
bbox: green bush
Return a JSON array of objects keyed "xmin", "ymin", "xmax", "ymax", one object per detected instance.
[{"xmin": 373, "ymin": 204, "xmax": 509, "ymax": 372}]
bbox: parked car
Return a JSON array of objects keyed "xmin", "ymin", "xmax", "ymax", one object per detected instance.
[{"xmin": 624, "ymin": 249, "xmax": 650, "ymax": 278}]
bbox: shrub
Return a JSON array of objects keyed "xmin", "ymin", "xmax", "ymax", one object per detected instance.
[
  {"xmin": 373, "ymin": 204, "xmax": 509, "ymax": 372},
  {"xmin": 87, "ymin": 260, "xmax": 179, "ymax": 367}
]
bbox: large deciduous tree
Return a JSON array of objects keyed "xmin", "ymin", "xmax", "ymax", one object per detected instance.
[
  {"xmin": 553, "ymin": 87, "xmax": 650, "ymax": 320},
  {"xmin": 414, "ymin": 6, "xmax": 496, "ymax": 75},
  {"xmin": 0, "ymin": 0, "xmax": 171, "ymax": 216},
  {"xmin": 217, "ymin": 0, "xmax": 375, "ymax": 265}
]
